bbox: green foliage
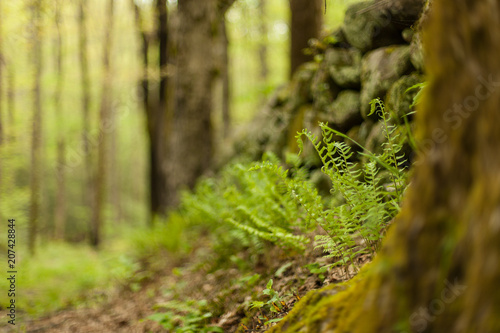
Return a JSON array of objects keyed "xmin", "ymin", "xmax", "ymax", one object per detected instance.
[
  {"xmin": 290, "ymin": 99, "xmax": 409, "ymax": 268},
  {"xmin": 406, "ymin": 81, "xmax": 427, "ymax": 108},
  {"xmin": 129, "ymin": 212, "xmax": 189, "ymax": 258},
  {"xmin": 148, "ymin": 299, "xmax": 223, "ymax": 332},
  {"xmin": 181, "ymin": 153, "xmax": 310, "ymax": 255},
  {"xmin": 303, "ymin": 263, "xmax": 328, "ymax": 282},
  {"xmin": 0, "ymin": 242, "xmax": 140, "ymax": 317},
  {"xmin": 250, "ymin": 279, "xmax": 286, "ymax": 324}
]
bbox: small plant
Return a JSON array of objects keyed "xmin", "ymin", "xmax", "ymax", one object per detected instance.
[
  {"xmin": 250, "ymin": 279, "xmax": 287, "ymax": 325},
  {"xmin": 304, "ymin": 263, "xmax": 329, "ymax": 282},
  {"xmin": 147, "ymin": 299, "xmax": 223, "ymax": 332}
]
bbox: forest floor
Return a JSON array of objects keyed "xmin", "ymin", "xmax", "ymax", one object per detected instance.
[{"xmin": 1, "ymin": 233, "xmax": 371, "ymax": 333}]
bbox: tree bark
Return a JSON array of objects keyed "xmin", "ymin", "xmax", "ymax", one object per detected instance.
[
  {"xmin": 166, "ymin": 0, "xmax": 215, "ymax": 207},
  {"xmin": 0, "ymin": 0, "xmax": 3, "ymax": 146},
  {"xmin": 221, "ymin": 19, "xmax": 230, "ymax": 138},
  {"xmin": 166, "ymin": 0, "xmax": 235, "ymax": 207},
  {"xmin": 270, "ymin": 1, "xmax": 500, "ymax": 332},
  {"xmin": 258, "ymin": 0, "xmax": 269, "ymax": 83},
  {"xmin": 92, "ymin": 0, "xmax": 114, "ymax": 248},
  {"xmin": 78, "ymin": 0, "xmax": 94, "ymax": 239},
  {"xmin": 29, "ymin": 0, "xmax": 43, "ymax": 255},
  {"xmin": 289, "ymin": 0, "xmax": 323, "ymax": 76},
  {"xmin": 53, "ymin": 0, "xmax": 66, "ymax": 240},
  {"xmin": 132, "ymin": 0, "xmax": 169, "ymax": 224}
]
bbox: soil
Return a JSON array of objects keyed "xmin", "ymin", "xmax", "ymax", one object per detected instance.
[{"xmin": 0, "ymin": 235, "xmax": 372, "ymax": 333}]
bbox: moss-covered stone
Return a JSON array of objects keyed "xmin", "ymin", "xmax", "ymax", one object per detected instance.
[
  {"xmin": 326, "ymin": 90, "xmax": 362, "ymax": 132},
  {"xmin": 343, "ymin": 1, "xmax": 405, "ymax": 53},
  {"xmin": 311, "ymin": 60, "xmax": 341, "ymax": 111},
  {"xmin": 386, "ymin": 73, "xmax": 424, "ymax": 121},
  {"xmin": 324, "ymin": 47, "xmax": 362, "ymax": 89},
  {"xmin": 360, "ymin": 45, "xmax": 413, "ymax": 118}
]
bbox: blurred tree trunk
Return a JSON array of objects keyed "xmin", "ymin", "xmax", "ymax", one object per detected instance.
[
  {"xmin": 289, "ymin": 0, "xmax": 323, "ymax": 76},
  {"xmin": 53, "ymin": 0, "xmax": 66, "ymax": 240},
  {"xmin": 0, "ymin": 0, "xmax": 3, "ymax": 146},
  {"xmin": 258, "ymin": 0, "xmax": 269, "ymax": 84},
  {"xmin": 166, "ymin": 0, "xmax": 235, "ymax": 207},
  {"xmin": 29, "ymin": 0, "xmax": 43, "ymax": 255},
  {"xmin": 132, "ymin": 0, "xmax": 169, "ymax": 224},
  {"xmin": 7, "ymin": 64, "xmax": 14, "ymax": 140},
  {"xmin": 92, "ymin": 0, "xmax": 114, "ymax": 248},
  {"xmin": 221, "ymin": 19, "xmax": 230, "ymax": 138},
  {"xmin": 0, "ymin": 0, "xmax": 3, "ymax": 207},
  {"xmin": 153, "ymin": 0, "xmax": 168, "ymax": 221},
  {"xmin": 270, "ymin": 1, "xmax": 500, "ymax": 332},
  {"xmin": 78, "ymin": 0, "xmax": 94, "ymax": 239}
]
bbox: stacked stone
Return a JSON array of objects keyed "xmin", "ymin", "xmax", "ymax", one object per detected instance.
[{"xmin": 234, "ymin": 0, "xmax": 427, "ymax": 167}]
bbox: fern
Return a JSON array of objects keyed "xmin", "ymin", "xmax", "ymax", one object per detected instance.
[{"xmin": 291, "ymin": 99, "xmax": 409, "ymax": 267}]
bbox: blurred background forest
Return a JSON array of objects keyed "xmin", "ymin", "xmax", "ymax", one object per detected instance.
[{"xmin": 0, "ymin": 0, "xmax": 358, "ymax": 319}]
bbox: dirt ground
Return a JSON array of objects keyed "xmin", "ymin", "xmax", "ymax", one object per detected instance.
[{"xmin": 1, "ymin": 238, "xmax": 371, "ymax": 333}]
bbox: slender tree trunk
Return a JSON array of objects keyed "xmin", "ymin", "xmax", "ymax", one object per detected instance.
[
  {"xmin": 53, "ymin": 0, "xmax": 66, "ymax": 240},
  {"xmin": 288, "ymin": 0, "xmax": 323, "ymax": 76},
  {"xmin": 258, "ymin": 0, "xmax": 269, "ymax": 83},
  {"xmin": 270, "ymin": 1, "xmax": 500, "ymax": 332},
  {"xmin": 92, "ymin": 0, "xmax": 114, "ymax": 248},
  {"xmin": 78, "ymin": 0, "xmax": 94, "ymax": 239},
  {"xmin": 29, "ymin": 0, "xmax": 43, "ymax": 255},
  {"xmin": 0, "ymin": 0, "xmax": 3, "ymax": 146},
  {"xmin": 0, "ymin": 0, "xmax": 4, "ymax": 207},
  {"xmin": 7, "ymin": 66, "xmax": 13, "ymax": 139},
  {"xmin": 132, "ymin": 0, "xmax": 169, "ymax": 224},
  {"xmin": 221, "ymin": 19, "xmax": 230, "ymax": 138},
  {"xmin": 151, "ymin": 0, "xmax": 168, "ymax": 221}
]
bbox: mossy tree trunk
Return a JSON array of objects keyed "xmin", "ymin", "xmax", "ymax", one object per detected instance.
[{"xmin": 270, "ymin": 0, "xmax": 500, "ymax": 332}]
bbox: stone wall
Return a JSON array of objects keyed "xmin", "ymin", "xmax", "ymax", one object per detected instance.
[{"xmin": 232, "ymin": 0, "xmax": 427, "ymax": 168}]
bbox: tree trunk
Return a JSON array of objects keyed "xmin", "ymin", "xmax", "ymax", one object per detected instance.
[
  {"xmin": 166, "ymin": 0, "xmax": 218, "ymax": 207},
  {"xmin": 151, "ymin": 0, "xmax": 169, "ymax": 221},
  {"xmin": 0, "ymin": 0, "xmax": 3, "ymax": 146},
  {"xmin": 258, "ymin": 0, "xmax": 268, "ymax": 83},
  {"xmin": 270, "ymin": 1, "xmax": 500, "ymax": 332},
  {"xmin": 132, "ymin": 0, "xmax": 169, "ymax": 224},
  {"xmin": 53, "ymin": 0, "xmax": 66, "ymax": 240},
  {"xmin": 288, "ymin": 0, "xmax": 323, "ymax": 76},
  {"xmin": 92, "ymin": 0, "xmax": 114, "ymax": 248},
  {"xmin": 29, "ymin": 0, "xmax": 43, "ymax": 255},
  {"xmin": 7, "ymin": 64, "xmax": 14, "ymax": 140},
  {"xmin": 78, "ymin": 0, "xmax": 94, "ymax": 239},
  {"xmin": 221, "ymin": 19, "xmax": 230, "ymax": 138}
]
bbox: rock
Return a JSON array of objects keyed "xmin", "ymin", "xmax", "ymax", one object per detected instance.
[
  {"xmin": 311, "ymin": 60, "xmax": 341, "ymax": 111},
  {"xmin": 324, "ymin": 48, "xmax": 362, "ymax": 89},
  {"xmin": 410, "ymin": 36, "xmax": 424, "ymax": 73},
  {"xmin": 289, "ymin": 62, "xmax": 318, "ymax": 107},
  {"xmin": 360, "ymin": 45, "xmax": 413, "ymax": 118},
  {"xmin": 402, "ymin": 28, "xmax": 414, "ymax": 43},
  {"xmin": 364, "ymin": 122, "xmax": 386, "ymax": 156},
  {"xmin": 409, "ymin": 0, "xmax": 431, "ymax": 73},
  {"xmin": 343, "ymin": 1, "xmax": 405, "ymax": 53},
  {"xmin": 386, "ymin": 73, "xmax": 424, "ymax": 121},
  {"xmin": 374, "ymin": 0, "xmax": 426, "ymax": 30},
  {"xmin": 326, "ymin": 90, "xmax": 362, "ymax": 132}
]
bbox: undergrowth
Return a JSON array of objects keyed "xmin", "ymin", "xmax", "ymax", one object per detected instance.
[{"xmin": 148, "ymin": 99, "xmax": 412, "ymax": 329}]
